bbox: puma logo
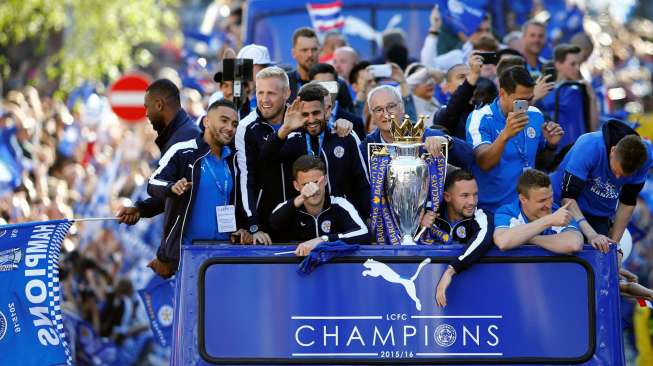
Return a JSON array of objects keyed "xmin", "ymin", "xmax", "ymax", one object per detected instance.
[{"xmin": 362, "ymin": 258, "xmax": 431, "ymax": 311}]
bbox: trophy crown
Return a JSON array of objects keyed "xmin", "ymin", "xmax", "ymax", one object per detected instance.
[{"xmin": 390, "ymin": 114, "xmax": 427, "ymax": 143}]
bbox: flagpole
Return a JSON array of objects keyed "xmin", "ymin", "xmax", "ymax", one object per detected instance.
[{"xmin": 73, "ymin": 217, "xmax": 121, "ymax": 222}]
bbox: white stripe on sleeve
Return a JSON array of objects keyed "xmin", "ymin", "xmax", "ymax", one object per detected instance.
[
  {"xmin": 148, "ymin": 139, "xmax": 197, "ymax": 187},
  {"xmin": 331, "ymin": 196, "xmax": 368, "ymax": 239},
  {"xmin": 350, "ymin": 132, "xmax": 370, "ymax": 182},
  {"xmin": 457, "ymin": 209, "xmax": 488, "ymax": 262},
  {"xmin": 235, "ymin": 110, "xmax": 258, "ymax": 217},
  {"xmin": 467, "ymin": 104, "xmax": 492, "ymax": 149}
]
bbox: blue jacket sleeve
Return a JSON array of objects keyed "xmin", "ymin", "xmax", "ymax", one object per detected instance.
[
  {"xmin": 147, "ymin": 151, "xmax": 183, "ymax": 199},
  {"xmin": 449, "ymin": 211, "xmax": 494, "ymax": 273},
  {"xmin": 134, "ymin": 197, "xmax": 165, "ymax": 218},
  {"xmin": 347, "ymin": 134, "xmax": 371, "ymax": 219},
  {"xmin": 235, "ymin": 125, "xmax": 261, "ymax": 228},
  {"xmin": 330, "ymin": 197, "xmax": 370, "ymax": 244}
]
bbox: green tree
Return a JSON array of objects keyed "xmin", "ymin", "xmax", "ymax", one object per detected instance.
[{"xmin": 0, "ymin": 0, "xmax": 179, "ymax": 96}]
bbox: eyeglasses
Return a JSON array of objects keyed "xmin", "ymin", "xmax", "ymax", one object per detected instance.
[{"xmin": 371, "ymin": 102, "xmax": 399, "ymax": 116}]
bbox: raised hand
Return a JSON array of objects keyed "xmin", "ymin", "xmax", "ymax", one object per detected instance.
[
  {"xmin": 333, "ymin": 118, "xmax": 353, "ymax": 137},
  {"xmin": 548, "ymin": 201, "xmax": 572, "ymax": 227},
  {"xmin": 502, "ymin": 112, "xmax": 529, "ymax": 139},
  {"xmin": 542, "ymin": 121, "xmax": 564, "ymax": 146},
  {"xmin": 171, "ymin": 178, "xmax": 192, "ymax": 196},
  {"xmin": 283, "ymin": 98, "xmax": 305, "ymax": 131}
]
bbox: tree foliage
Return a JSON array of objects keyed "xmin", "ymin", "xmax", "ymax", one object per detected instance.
[{"xmin": 0, "ymin": 0, "xmax": 179, "ymax": 96}]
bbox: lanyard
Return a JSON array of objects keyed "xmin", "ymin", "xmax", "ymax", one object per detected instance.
[
  {"xmin": 512, "ymin": 129, "xmax": 529, "ymax": 168},
  {"xmin": 493, "ymin": 102, "xmax": 529, "ymax": 168},
  {"xmin": 203, "ymin": 154, "xmax": 231, "ymax": 205},
  {"xmin": 327, "ymin": 101, "xmax": 339, "ymax": 131},
  {"xmin": 305, "ymin": 132, "xmax": 324, "ymax": 156}
]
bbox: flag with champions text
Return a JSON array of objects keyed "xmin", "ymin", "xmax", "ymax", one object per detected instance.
[{"xmin": 0, "ymin": 220, "xmax": 73, "ymax": 366}]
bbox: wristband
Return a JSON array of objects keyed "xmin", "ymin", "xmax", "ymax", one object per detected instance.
[
  {"xmin": 577, "ymin": 217, "xmax": 586, "ymax": 224},
  {"xmin": 428, "ymin": 30, "xmax": 440, "ymax": 36}
]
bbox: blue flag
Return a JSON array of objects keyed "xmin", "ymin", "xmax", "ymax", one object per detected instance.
[
  {"xmin": 0, "ymin": 126, "xmax": 24, "ymax": 196},
  {"xmin": 298, "ymin": 241, "xmax": 359, "ymax": 275},
  {"xmin": 138, "ymin": 276, "xmax": 175, "ymax": 347},
  {"xmin": 0, "ymin": 220, "xmax": 73, "ymax": 365},
  {"xmin": 437, "ymin": 0, "xmax": 488, "ymax": 36}
]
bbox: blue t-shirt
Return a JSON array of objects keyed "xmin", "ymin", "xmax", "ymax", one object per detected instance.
[
  {"xmin": 183, "ymin": 147, "xmax": 234, "ymax": 244},
  {"xmin": 538, "ymin": 84, "xmax": 586, "ymax": 152},
  {"xmin": 495, "ymin": 200, "xmax": 579, "ymax": 234},
  {"xmin": 551, "ymin": 131, "xmax": 653, "ymax": 217},
  {"xmin": 466, "ymin": 99, "xmax": 546, "ymax": 213}
]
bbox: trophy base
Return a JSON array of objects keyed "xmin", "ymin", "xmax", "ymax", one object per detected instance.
[{"xmin": 400, "ymin": 235, "xmax": 417, "ymax": 245}]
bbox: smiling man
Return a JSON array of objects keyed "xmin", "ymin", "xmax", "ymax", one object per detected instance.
[
  {"xmin": 146, "ymin": 100, "xmax": 249, "ymax": 277},
  {"xmin": 261, "ymin": 82, "xmax": 370, "ymax": 219},
  {"xmin": 417, "ymin": 170, "xmax": 494, "ymax": 308},
  {"xmin": 493, "ymin": 169, "xmax": 583, "ymax": 254},
  {"xmin": 236, "ymin": 66, "xmax": 293, "ymax": 244}
]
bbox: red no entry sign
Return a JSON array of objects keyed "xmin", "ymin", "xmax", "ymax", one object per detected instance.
[{"xmin": 108, "ymin": 74, "xmax": 151, "ymax": 122}]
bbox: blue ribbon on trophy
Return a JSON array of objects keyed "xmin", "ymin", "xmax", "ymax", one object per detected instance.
[
  {"xmin": 369, "ymin": 152, "xmax": 401, "ymax": 245},
  {"xmin": 369, "ymin": 152, "xmax": 386, "ymax": 244},
  {"xmin": 420, "ymin": 154, "xmax": 451, "ymax": 244},
  {"xmin": 368, "ymin": 115, "xmax": 448, "ymax": 245}
]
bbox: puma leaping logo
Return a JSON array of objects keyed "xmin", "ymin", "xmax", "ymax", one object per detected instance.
[{"xmin": 362, "ymin": 258, "xmax": 431, "ymax": 311}]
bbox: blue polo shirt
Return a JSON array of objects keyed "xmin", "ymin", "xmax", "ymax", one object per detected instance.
[
  {"xmin": 551, "ymin": 131, "xmax": 653, "ymax": 218},
  {"xmin": 466, "ymin": 99, "xmax": 546, "ymax": 213},
  {"xmin": 183, "ymin": 147, "xmax": 234, "ymax": 244},
  {"xmin": 495, "ymin": 200, "xmax": 579, "ymax": 234}
]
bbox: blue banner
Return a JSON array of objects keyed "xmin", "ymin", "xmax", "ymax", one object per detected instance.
[
  {"xmin": 0, "ymin": 126, "xmax": 24, "ymax": 195},
  {"xmin": 138, "ymin": 275, "xmax": 175, "ymax": 347},
  {"xmin": 0, "ymin": 220, "xmax": 73, "ymax": 365},
  {"xmin": 172, "ymin": 244, "xmax": 624, "ymax": 365},
  {"xmin": 437, "ymin": 0, "xmax": 489, "ymax": 36},
  {"xmin": 369, "ymin": 153, "xmax": 401, "ymax": 245},
  {"xmin": 422, "ymin": 155, "xmax": 450, "ymax": 244}
]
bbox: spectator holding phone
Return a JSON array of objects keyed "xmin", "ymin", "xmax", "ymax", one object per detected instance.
[
  {"xmin": 537, "ymin": 44, "xmax": 593, "ymax": 152},
  {"xmin": 471, "ymin": 35, "xmax": 499, "ymax": 81},
  {"xmin": 432, "ymin": 52, "xmax": 484, "ymax": 139},
  {"xmin": 466, "ymin": 66, "xmax": 563, "ymax": 213}
]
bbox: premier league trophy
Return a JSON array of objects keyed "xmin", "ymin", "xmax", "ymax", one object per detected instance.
[{"xmin": 369, "ymin": 115, "xmax": 448, "ymax": 245}]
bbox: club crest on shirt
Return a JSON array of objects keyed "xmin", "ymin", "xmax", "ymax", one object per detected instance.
[
  {"xmin": 321, "ymin": 220, "xmax": 332, "ymax": 233},
  {"xmin": 455, "ymin": 226, "xmax": 467, "ymax": 239},
  {"xmin": 509, "ymin": 214, "xmax": 526, "ymax": 228},
  {"xmin": 527, "ymin": 126, "xmax": 536, "ymax": 139},
  {"xmin": 333, "ymin": 146, "xmax": 345, "ymax": 158}
]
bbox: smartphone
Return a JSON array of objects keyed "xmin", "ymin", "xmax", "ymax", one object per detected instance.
[
  {"xmin": 477, "ymin": 51, "xmax": 498, "ymax": 65},
  {"xmin": 542, "ymin": 62, "xmax": 557, "ymax": 81},
  {"xmin": 513, "ymin": 99, "xmax": 529, "ymax": 113},
  {"xmin": 368, "ymin": 64, "xmax": 392, "ymax": 79},
  {"xmin": 318, "ymin": 81, "xmax": 339, "ymax": 95}
]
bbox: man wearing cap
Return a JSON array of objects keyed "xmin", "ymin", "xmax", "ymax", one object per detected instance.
[{"xmin": 237, "ymin": 44, "xmax": 274, "ymax": 110}]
